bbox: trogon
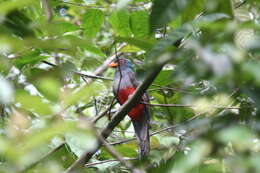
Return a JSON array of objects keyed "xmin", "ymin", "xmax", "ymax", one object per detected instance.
[{"xmin": 109, "ymin": 58, "xmax": 150, "ymax": 158}]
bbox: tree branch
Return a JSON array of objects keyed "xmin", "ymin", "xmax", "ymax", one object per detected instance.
[
  {"xmin": 64, "ymin": 53, "xmax": 171, "ymax": 173},
  {"xmin": 41, "ymin": 0, "xmax": 53, "ymax": 22}
]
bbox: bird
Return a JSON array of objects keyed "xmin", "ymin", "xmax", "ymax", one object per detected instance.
[{"xmin": 109, "ymin": 57, "xmax": 150, "ymax": 159}]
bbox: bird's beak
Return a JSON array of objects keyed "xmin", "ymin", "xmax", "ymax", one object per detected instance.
[{"xmin": 108, "ymin": 62, "xmax": 118, "ymax": 68}]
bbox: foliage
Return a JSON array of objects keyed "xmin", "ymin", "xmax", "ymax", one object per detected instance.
[{"xmin": 0, "ymin": 0, "xmax": 259, "ymax": 172}]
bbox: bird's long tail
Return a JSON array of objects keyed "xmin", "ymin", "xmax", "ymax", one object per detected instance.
[{"xmin": 132, "ymin": 108, "xmax": 150, "ymax": 159}]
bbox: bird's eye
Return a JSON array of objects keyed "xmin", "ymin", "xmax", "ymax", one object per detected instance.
[{"xmin": 119, "ymin": 59, "xmax": 125, "ymax": 64}]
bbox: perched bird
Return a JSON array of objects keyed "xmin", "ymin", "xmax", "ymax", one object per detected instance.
[{"xmin": 109, "ymin": 58, "xmax": 150, "ymax": 159}]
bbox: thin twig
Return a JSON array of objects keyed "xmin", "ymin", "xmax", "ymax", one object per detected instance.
[
  {"xmin": 106, "ymin": 115, "xmax": 199, "ymax": 146},
  {"xmin": 234, "ymin": 0, "xmax": 246, "ymax": 9},
  {"xmin": 91, "ymin": 101, "xmax": 117, "ymax": 123},
  {"xmin": 75, "ymin": 72, "xmax": 113, "ymax": 81},
  {"xmin": 148, "ymin": 87, "xmax": 195, "ymax": 94},
  {"xmin": 141, "ymin": 102, "xmax": 242, "ymax": 110},
  {"xmin": 163, "ymin": 94, "xmax": 173, "ymax": 123},
  {"xmin": 81, "ymin": 75, "xmax": 89, "ymax": 84},
  {"xmin": 150, "ymin": 85, "xmax": 196, "ymax": 93},
  {"xmin": 217, "ymin": 87, "xmax": 241, "ymax": 116},
  {"xmin": 94, "ymin": 98, "xmax": 98, "ymax": 116},
  {"xmin": 163, "ymin": 25, "xmax": 167, "ymax": 38},
  {"xmin": 107, "ymin": 124, "xmax": 181, "ymax": 146},
  {"xmin": 42, "ymin": 60, "xmax": 56, "ymax": 67},
  {"xmin": 41, "ymin": 61, "xmax": 113, "ymax": 81},
  {"xmin": 85, "ymin": 158, "xmax": 137, "ymax": 167}
]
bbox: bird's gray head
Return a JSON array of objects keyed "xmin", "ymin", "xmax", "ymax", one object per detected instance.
[{"xmin": 109, "ymin": 58, "xmax": 134, "ymax": 70}]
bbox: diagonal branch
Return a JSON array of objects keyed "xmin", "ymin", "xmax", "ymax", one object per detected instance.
[{"xmin": 64, "ymin": 53, "xmax": 172, "ymax": 173}]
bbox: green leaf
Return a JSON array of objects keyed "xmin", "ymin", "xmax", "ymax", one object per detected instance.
[
  {"xmin": 22, "ymin": 121, "xmax": 75, "ymax": 152},
  {"xmin": 39, "ymin": 22, "xmax": 79, "ymax": 36},
  {"xmin": 64, "ymin": 82, "xmax": 104, "ymax": 108},
  {"xmin": 169, "ymin": 140, "xmax": 211, "ymax": 172},
  {"xmin": 114, "ymin": 145, "xmax": 137, "ymax": 157},
  {"xmin": 150, "ymin": 0, "xmax": 189, "ymax": 31},
  {"xmin": 34, "ymin": 77, "xmax": 62, "ymax": 102},
  {"xmin": 147, "ymin": 23, "xmax": 193, "ymax": 63},
  {"xmin": 242, "ymin": 60, "xmax": 260, "ymax": 85},
  {"xmin": 65, "ymin": 131, "xmax": 98, "ymax": 157},
  {"xmin": 4, "ymin": 10, "xmax": 34, "ymax": 37},
  {"xmin": 15, "ymin": 90, "xmax": 52, "ymax": 116},
  {"xmin": 204, "ymin": 0, "xmax": 233, "ymax": 17},
  {"xmin": 109, "ymin": 10, "xmax": 132, "ymax": 37},
  {"xmin": 130, "ymin": 11, "xmax": 150, "ymax": 38},
  {"xmin": 116, "ymin": 37, "xmax": 155, "ymax": 51},
  {"xmin": 83, "ymin": 9, "xmax": 105, "ymax": 38},
  {"xmin": 181, "ymin": 0, "xmax": 204, "ymax": 23},
  {"xmin": 13, "ymin": 50, "xmax": 45, "ymax": 69},
  {"xmin": 153, "ymin": 70, "xmax": 174, "ymax": 86},
  {"xmin": 84, "ymin": 44, "xmax": 106, "ymax": 57},
  {"xmin": 0, "ymin": 56, "xmax": 11, "ymax": 73},
  {"xmin": 100, "ymin": 144, "xmax": 137, "ymax": 159},
  {"xmin": 217, "ymin": 126, "xmax": 255, "ymax": 151},
  {"xmin": 62, "ymin": 35, "xmax": 106, "ymax": 57},
  {"xmin": 0, "ymin": 35, "xmax": 105, "ymax": 57},
  {"xmin": 120, "ymin": 45, "xmax": 141, "ymax": 53},
  {"xmin": 0, "ymin": 0, "xmax": 36, "ymax": 16}
]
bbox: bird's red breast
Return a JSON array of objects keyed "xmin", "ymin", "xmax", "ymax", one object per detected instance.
[{"xmin": 117, "ymin": 87, "xmax": 145, "ymax": 121}]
